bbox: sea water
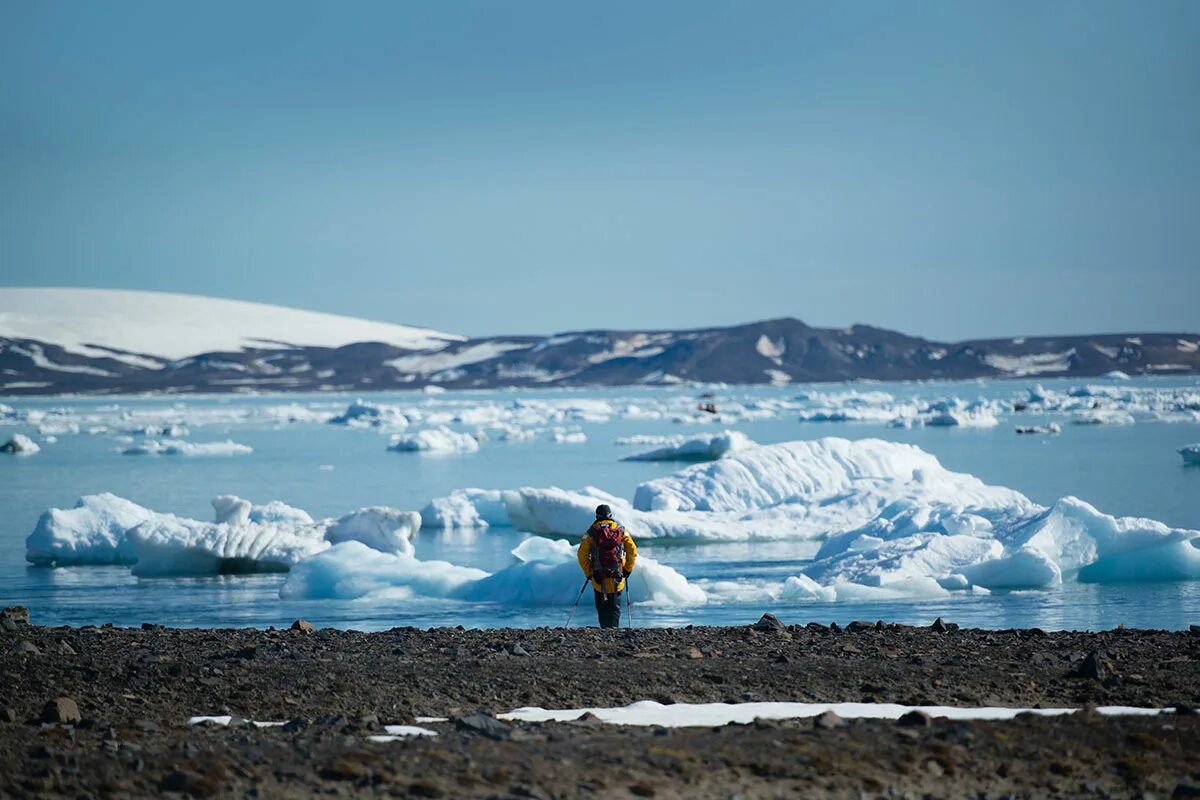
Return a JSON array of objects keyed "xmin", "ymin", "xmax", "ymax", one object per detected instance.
[{"xmin": 1, "ymin": 378, "xmax": 1198, "ymax": 631}]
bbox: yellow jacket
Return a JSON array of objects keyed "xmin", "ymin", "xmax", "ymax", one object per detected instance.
[{"xmin": 578, "ymin": 520, "xmax": 637, "ymax": 593}]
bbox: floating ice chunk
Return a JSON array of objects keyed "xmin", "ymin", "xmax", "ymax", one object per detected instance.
[
  {"xmin": 280, "ymin": 541, "xmax": 488, "ymax": 600},
  {"xmin": 1179, "ymin": 444, "xmax": 1200, "ymax": 466},
  {"xmin": 550, "ymin": 429, "xmax": 587, "ymax": 444},
  {"xmin": 620, "ymin": 430, "xmax": 756, "ymax": 462},
  {"xmin": 25, "ymin": 493, "xmax": 155, "ymax": 566},
  {"xmin": 458, "ymin": 537, "xmax": 706, "ymax": 606},
  {"xmin": 419, "ymin": 489, "xmax": 522, "ymax": 529},
  {"xmin": 389, "ymin": 426, "xmax": 479, "ymax": 453},
  {"xmin": 1102, "ymin": 370, "xmax": 1132, "ymax": 380},
  {"xmin": 120, "ymin": 439, "xmax": 253, "ymax": 456},
  {"xmin": 1015, "ymin": 423, "xmax": 1061, "ymax": 435},
  {"xmin": 1, "ymin": 433, "xmax": 40, "ymax": 454},
  {"xmin": 324, "ymin": 508, "xmax": 421, "ymax": 555},
  {"xmin": 282, "ymin": 536, "xmax": 706, "ymax": 606},
  {"xmin": 1073, "ymin": 410, "xmax": 1135, "ymax": 425},
  {"xmin": 921, "ymin": 399, "xmax": 1001, "ymax": 428},
  {"xmin": 632, "ymin": 438, "xmax": 1017, "ymax": 515},
  {"xmin": 959, "ymin": 547, "xmax": 1063, "ymax": 589},
  {"xmin": 329, "ymin": 399, "xmax": 410, "ymax": 429},
  {"xmin": 127, "ymin": 515, "xmax": 329, "ymax": 577}
]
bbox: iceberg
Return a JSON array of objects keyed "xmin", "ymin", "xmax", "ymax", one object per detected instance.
[
  {"xmin": 1179, "ymin": 444, "xmax": 1200, "ymax": 466},
  {"xmin": 620, "ymin": 430, "xmax": 756, "ymax": 462},
  {"xmin": 281, "ymin": 536, "xmax": 706, "ymax": 606},
  {"xmin": 119, "ymin": 439, "xmax": 253, "ymax": 456},
  {"xmin": 388, "ymin": 426, "xmax": 480, "ymax": 453},
  {"xmin": 26, "ymin": 493, "xmax": 156, "ymax": 566},
  {"xmin": 26, "ymin": 494, "xmax": 420, "ymax": 573},
  {"xmin": 1, "ymin": 433, "xmax": 40, "ymax": 454}
]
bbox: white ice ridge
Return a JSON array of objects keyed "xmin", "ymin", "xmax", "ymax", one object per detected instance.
[
  {"xmin": 415, "ymin": 438, "xmax": 1200, "ymax": 598},
  {"xmin": 280, "ymin": 537, "xmax": 705, "ymax": 606},
  {"xmin": 25, "ymin": 493, "xmax": 421, "ymax": 573},
  {"xmin": 619, "ymin": 430, "xmax": 756, "ymax": 462},
  {"xmin": 0, "ymin": 287, "xmax": 463, "ymax": 360},
  {"xmin": 499, "ymin": 701, "xmax": 1167, "ymax": 728},
  {"xmin": 1181, "ymin": 444, "xmax": 1200, "ymax": 465}
]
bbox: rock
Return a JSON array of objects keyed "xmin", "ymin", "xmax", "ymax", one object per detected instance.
[
  {"xmin": 15, "ymin": 640, "xmax": 41, "ymax": 656},
  {"xmin": 454, "ymin": 713, "xmax": 512, "ymax": 740},
  {"xmin": 1, "ymin": 708, "xmax": 16, "ymax": 723},
  {"xmin": 1173, "ymin": 784, "xmax": 1200, "ymax": 799},
  {"xmin": 774, "ymin": 654, "xmax": 791, "ymax": 664},
  {"xmin": 846, "ymin": 621, "xmax": 873, "ymax": 632},
  {"xmin": 813, "ymin": 710, "xmax": 845, "ymax": 729},
  {"xmin": 1190, "ymin": 625, "xmax": 1200, "ymax": 637},
  {"xmin": 282, "ymin": 719, "xmax": 309, "ymax": 732},
  {"xmin": 686, "ymin": 647, "xmax": 704, "ymax": 659},
  {"xmin": 1, "ymin": 606, "xmax": 30, "ymax": 625},
  {"xmin": 930, "ymin": 617, "xmax": 948, "ymax": 633},
  {"xmin": 805, "ymin": 622, "xmax": 829, "ymax": 633},
  {"xmin": 133, "ymin": 719, "xmax": 159, "ymax": 733},
  {"xmin": 897, "ymin": 710, "xmax": 932, "ymax": 727},
  {"xmin": 41, "ymin": 697, "xmax": 82, "ymax": 724},
  {"xmin": 1173, "ymin": 705, "xmax": 1197, "ymax": 716},
  {"xmin": 829, "ymin": 622, "xmax": 841, "ymax": 633},
  {"xmin": 290, "ymin": 619, "xmax": 316, "ymax": 634},
  {"xmin": 751, "ymin": 613, "xmax": 785, "ymax": 633},
  {"xmin": 1071, "ymin": 651, "xmax": 1109, "ymax": 680},
  {"xmin": 56, "ymin": 641, "xmax": 77, "ymax": 656},
  {"xmin": 511, "ymin": 642, "xmax": 530, "ymax": 657}
]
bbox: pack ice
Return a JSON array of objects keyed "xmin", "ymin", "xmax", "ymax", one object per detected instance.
[{"xmin": 25, "ymin": 494, "xmax": 420, "ymax": 574}]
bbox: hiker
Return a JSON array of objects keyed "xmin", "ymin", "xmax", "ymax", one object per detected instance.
[{"xmin": 577, "ymin": 504, "xmax": 637, "ymax": 628}]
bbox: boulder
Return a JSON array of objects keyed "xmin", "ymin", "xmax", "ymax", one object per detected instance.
[
  {"xmin": 751, "ymin": 613, "xmax": 785, "ymax": 633},
  {"xmin": 1, "ymin": 606, "xmax": 30, "ymax": 625},
  {"xmin": 454, "ymin": 713, "xmax": 512, "ymax": 740},
  {"xmin": 897, "ymin": 710, "xmax": 932, "ymax": 727},
  {"xmin": 813, "ymin": 710, "xmax": 845, "ymax": 729},
  {"xmin": 290, "ymin": 619, "xmax": 316, "ymax": 634},
  {"xmin": 41, "ymin": 697, "xmax": 82, "ymax": 724}
]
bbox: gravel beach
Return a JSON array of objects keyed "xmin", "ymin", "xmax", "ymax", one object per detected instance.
[{"xmin": 3, "ymin": 609, "xmax": 1199, "ymax": 798}]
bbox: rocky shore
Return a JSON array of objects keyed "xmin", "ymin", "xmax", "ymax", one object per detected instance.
[{"xmin": 3, "ymin": 608, "xmax": 1199, "ymax": 798}]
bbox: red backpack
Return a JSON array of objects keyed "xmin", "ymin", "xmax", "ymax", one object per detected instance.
[{"xmin": 588, "ymin": 520, "xmax": 627, "ymax": 583}]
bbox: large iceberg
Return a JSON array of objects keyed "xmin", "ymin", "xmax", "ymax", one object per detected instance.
[
  {"xmin": 26, "ymin": 494, "xmax": 420, "ymax": 573},
  {"xmin": 411, "ymin": 437, "xmax": 1200, "ymax": 601}
]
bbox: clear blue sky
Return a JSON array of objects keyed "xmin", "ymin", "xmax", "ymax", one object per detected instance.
[{"xmin": 2, "ymin": 0, "xmax": 1197, "ymax": 340}]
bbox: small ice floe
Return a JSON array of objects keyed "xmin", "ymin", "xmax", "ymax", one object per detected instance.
[
  {"xmin": 1180, "ymin": 444, "xmax": 1200, "ymax": 466},
  {"xmin": 620, "ymin": 430, "xmax": 755, "ymax": 462},
  {"xmin": 1, "ymin": 433, "xmax": 40, "ymax": 455},
  {"xmin": 1015, "ymin": 423, "xmax": 1061, "ymax": 435},
  {"xmin": 388, "ymin": 426, "xmax": 479, "ymax": 453},
  {"xmin": 1073, "ymin": 410, "xmax": 1135, "ymax": 425},
  {"xmin": 499, "ymin": 700, "xmax": 1169, "ymax": 727},
  {"xmin": 550, "ymin": 429, "xmax": 587, "ymax": 444},
  {"xmin": 119, "ymin": 439, "xmax": 252, "ymax": 456}
]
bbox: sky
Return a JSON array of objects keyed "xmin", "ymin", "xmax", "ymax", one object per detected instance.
[{"xmin": 1, "ymin": 1, "xmax": 1197, "ymax": 341}]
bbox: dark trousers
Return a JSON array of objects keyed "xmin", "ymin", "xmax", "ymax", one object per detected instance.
[{"xmin": 594, "ymin": 590, "xmax": 622, "ymax": 628}]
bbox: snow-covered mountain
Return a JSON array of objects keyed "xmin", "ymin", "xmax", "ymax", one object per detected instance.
[
  {"xmin": 1, "ymin": 288, "xmax": 1197, "ymax": 395},
  {"xmin": 0, "ymin": 288, "xmax": 463, "ymax": 360}
]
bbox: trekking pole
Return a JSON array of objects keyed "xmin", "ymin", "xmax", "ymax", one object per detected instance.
[{"xmin": 564, "ymin": 577, "xmax": 590, "ymax": 628}]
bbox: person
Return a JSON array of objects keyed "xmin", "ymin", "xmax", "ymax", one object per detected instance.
[{"xmin": 577, "ymin": 504, "xmax": 637, "ymax": 628}]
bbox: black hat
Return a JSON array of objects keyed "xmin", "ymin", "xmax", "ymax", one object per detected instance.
[{"xmin": 595, "ymin": 504, "xmax": 612, "ymax": 519}]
